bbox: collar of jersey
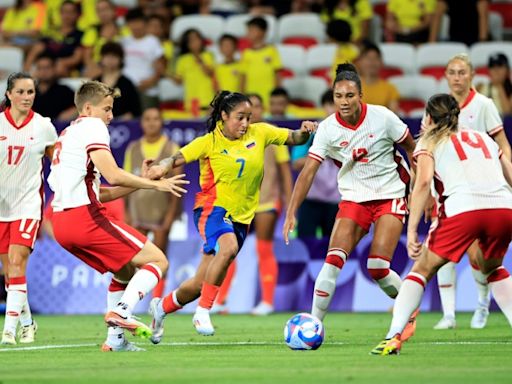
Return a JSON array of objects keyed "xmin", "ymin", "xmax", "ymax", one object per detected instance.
[
  {"xmin": 214, "ymin": 121, "xmax": 247, "ymax": 146},
  {"xmin": 458, "ymin": 88, "xmax": 476, "ymax": 110},
  {"xmin": 335, "ymin": 103, "xmax": 367, "ymax": 131},
  {"xmin": 5, "ymin": 108, "xmax": 34, "ymax": 130}
]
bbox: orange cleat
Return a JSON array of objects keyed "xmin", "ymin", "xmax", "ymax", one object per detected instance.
[{"xmin": 401, "ymin": 308, "xmax": 420, "ymax": 342}]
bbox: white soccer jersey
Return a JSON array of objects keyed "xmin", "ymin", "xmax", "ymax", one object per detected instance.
[
  {"xmin": 414, "ymin": 130, "xmax": 512, "ymax": 218},
  {"xmin": 48, "ymin": 117, "xmax": 110, "ymax": 212},
  {"xmin": 0, "ymin": 110, "xmax": 57, "ymax": 220},
  {"xmin": 308, "ymin": 104, "xmax": 410, "ymax": 203},
  {"xmin": 421, "ymin": 89, "xmax": 503, "ymax": 135}
]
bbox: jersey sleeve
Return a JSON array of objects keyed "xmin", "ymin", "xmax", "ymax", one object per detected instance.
[
  {"xmin": 256, "ymin": 122, "xmax": 289, "ymax": 147},
  {"xmin": 483, "ymin": 98, "xmax": 504, "ymax": 136},
  {"xmin": 180, "ymin": 134, "xmax": 211, "ymax": 163},
  {"xmin": 274, "ymin": 145, "xmax": 290, "ymax": 163},
  {"xmin": 308, "ymin": 122, "xmax": 329, "ymax": 163},
  {"xmin": 385, "ymin": 108, "xmax": 409, "ymax": 143},
  {"xmin": 412, "ymin": 138, "xmax": 433, "ymax": 162},
  {"xmin": 270, "ymin": 46, "xmax": 282, "ymax": 70},
  {"xmin": 82, "ymin": 119, "xmax": 111, "ymax": 153},
  {"xmin": 43, "ymin": 117, "xmax": 58, "ymax": 147}
]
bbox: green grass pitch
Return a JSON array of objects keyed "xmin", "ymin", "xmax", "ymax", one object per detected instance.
[{"xmin": 1, "ymin": 312, "xmax": 511, "ymax": 383}]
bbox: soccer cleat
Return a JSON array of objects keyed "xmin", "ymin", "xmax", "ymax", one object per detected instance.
[
  {"xmin": 192, "ymin": 311, "xmax": 215, "ymax": 336},
  {"xmin": 433, "ymin": 316, "xmax": 456, "ymax": 330},
  {"xmin": 471, "ymin": 307, "xmax": 489, "ymax": 329},
  {"xmin": 148, "ymin": 298, "xmax": 165, "ymax": 345},
  {"xmin": 251, "ymin": 301, "xmax": 274, "ymax": 316},
  {"xmin": 18, "ymin": 320, "xmax": 38, "ymax": 344},
  {"xmin": 104, "ymin": 311, "xmax": 152, "ymax": 339},
  {"xmin": 401, "ymin": 309, "xmax": 419, "ymax": 342},
  {"xmin": 101, "ymin": 340, "xmax": 145, "ymax": 352},
  {"xmin": 210, "ymin": 303, "xmax": 228, "ymax": 315},
  {"xmin": 1, "ymin": 330, "xmax": 16, "ymax": 345},
  {"xmin": 370, "ymin": 335, "xmax": 402, "ymax": 356}
]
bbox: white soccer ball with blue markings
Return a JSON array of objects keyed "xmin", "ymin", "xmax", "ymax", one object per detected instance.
[{"xmin": 284, "ymin": 313, "xmax": 324, "ymax": 350}]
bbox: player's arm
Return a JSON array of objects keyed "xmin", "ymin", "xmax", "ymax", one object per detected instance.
[
  {"xmin": 500, "ymin": 154, "xmax": 512, "ymax": 187},
  {"xmin": 283, "ymin": 157, "xmax": 321, "ymax": 244},
  {"xmin": 493, "ymin": 130, "xmax": 512, "ymax": 161},
  {"xmin": 277, "ymin": 160, "xmax": 293, "ymax": 209},
  {"xmin": 44, "ymin": 145, "xmax": 55, "ymax": 161},
  {"xmin": 285, "ymin": 121, "xmax": 318, "ymax": 146},
  {"xmin": 428, "ymin": 0, "xmax": 446, "ymax": 42},
  {"xmin": 147, "ymin": 151, "xmax": 186, "ymax": 179},
  {"xmin": 398, "ymin": 132, "xmax": 417, "ymax": 178},
  {"xmin": 407, "ymin": 153, "xmax": 434, "ymax": 260},
  {"xmin": 89, "ymin": 149, "xmax": 188, "ymax": 196},
  {"xmin": 477, "ymin": 0, "xmax": 489, "ymax": 41}
]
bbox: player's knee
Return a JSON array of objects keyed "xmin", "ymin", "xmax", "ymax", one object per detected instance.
[{"xmin": 158, "ymin": 258, "xmax": 169, "ymax": 275}]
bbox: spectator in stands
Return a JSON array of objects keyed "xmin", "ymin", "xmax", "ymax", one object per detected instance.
[
  {"xmin": 385, "ymin": 0, "xmax": 435, "ymax": 44},
  {"xmin": 291, "ymin": 89, "xmax": 340, "ymax": 240},
  {"xmin": 45, "ymin": 0, "xmax": 98, "ymax": 33},
  {"xmin": 94, "ymin": 42, "xmax": 142, "ymax": 120},
  {"xmin": 356, "ymin": 41, "xmax": 400, "ymax": 114},
  {"xmin": 173, "ymin": 28, "xmax": 216, "ymax": 114},
  {"xmin": 241, "ymin": 17, "xmax": 282, "ymax": 106},
  {"xmin": 32, "ymin": 53, "xmax": 76, "ymax": 121},
  {"xmin": 147, "ymin": 15, "xmax": 175, "ymax": 78},
  {"xmin": 326, "ymin": 19, "xmax": 359, "ymax": 82},
  {"xmin": 24, "ymin": 0, "xmax": 84, "ymax": 77},
  {"xmin": 476, "ymin": 53, "xmax": 512, "ymax": 117},
  {"xmin": 121, "ymin": 8, "xmax": 165, "ymax": 110},
  {"xmin": 124, "ymin": 107, "xmax": 182, "ymax": 298},
  {"xmin": 246, "ymin": 0, "xmax": 301, "ymax": 16},
  {"xmin": 429, "ymin": 0, "xmax": 490, "ymax": 46},
  {"xmin": 82, "ymin": 0, "xmax": 123, "ymax": 79},
  {"xmin": 268, "ymin": 87, "xmax": 293, "ymax": 119},
  {"xmin": 170, "ymin": 0, "xmax": 210, "ymax": 15},
  {"xmin": 215, "ymin": 34, "xmax": 242, "ymax": 93},
  {"xmin": 0, "ymin": 0, "xmax": 47, "ymax": 51},
  {"xmin": 320, "ymin": 0, "xmax": 373, "ymax": 44}
]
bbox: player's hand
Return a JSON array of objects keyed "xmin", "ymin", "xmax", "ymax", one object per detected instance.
[
  {"xmin": 282, "ymin": 214, "xmax": 296, "ymax": 245},
  {"xmin": 300, "ymin": 121, "xmax": 318, "ymax": 134},
  {"xmin": 154, "ymin": 173, "xmax": 189, "ymax": 196},
  {"xmin": 407, "ymin": 231, "xmax": 422, "ymax": 260},
  {"xmin": 147, "ymin": 165, "xmax": 167, "ymax": 180},
  {"xmin": 141, "ymin": 159, "xmax": 154, "ymax": 178}
]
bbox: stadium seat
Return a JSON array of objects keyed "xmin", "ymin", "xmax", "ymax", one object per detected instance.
[
  {"xmin": 277, "ymin": 13, "xmax": 325, "ymax": 49},
  {"xmin": 111, "ymin": 0, "xmax": 137, "ymax": 7},
  {"xmin": 58, "ymin": 78, "xmax": 88, "ymax": 92},
  {"xmin": 469, "ymin": 42, "xmax": 512, "ymax": 75},
  {"xmin": 489, "ymin": 1, "xmax": 512, "ymax": 36},
  {"xmin": 0, "ymin": 47, "xmax": 24, "ymax": 75},
  {"xmin": 489, "ymin": 11, "xmax": 504, "ymax": 41},
  {"xmin": 0, "ymin": 0, "xmax": 15, "ymax": 7},
  {"xmin": 388, "ymin": 75, "xmax": 438, "ymax": 117},
  {"xmin": 282, "ymin": 76, "xmax": 329, "ymax": 108},
  {"xmin": 224, "ymin": 14, "xmax": 277, "ymax": 49},
  {"xmin": 437, "ymin": 74, "xmax": 491, "ymax": 94},
  {"xmin": 158, "ymin": 78, "xmax": 184, "ymax": 110},
  {"xmin": 305, "ymin": 43, "xmax": 337, "ymax": 84},
  {"xmin": 416, "ymin": 42, "xmax": 468, "ymax": 80},
  {"xmin": 0, "ymin": 79, "xmax": 6, "ymax": 98},
  {"xmin": 379, "ymin": 43, "xmax": 416, "ymax": 78},
  {"xmin": 170, "ymin": 15, "xmax": 225, "ymax": 44},
  {"xmin": 276, "ymin": 44, "xmax": 307, "ymax": 78}
]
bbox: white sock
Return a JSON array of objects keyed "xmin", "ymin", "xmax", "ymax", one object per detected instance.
[
  {"xmin": 3, "ymin": 277, "xmax": 27, "ymax": 334},
  {"xmin": 116, "ymin": 264, "xmax": 161, "ymax": 315},
  {"xmin": 367, "ymin": 256, "xmax": 401, "ymax": 298},
  {"xmin": 437, "ymin": 262, "xmax": 456, "ymax": 319},
  {"xmin": 107, "ymin": 278, "xmax": 128, "ymax": 345},
  {"xmin": 471, "ymin": 266, "xmax": 491, "ymax": 308},
  {"xmin": 487, "ymin": 267, "xmax": 512, "ymax": 326},
  {"xmin": 312, "ymin": 248, "xmax": 346, "ymax": 321},
  {"xmin": 386, "ymin": 272, "xmax": 426, "ymax": 339},
  {"xmin": 19, "ymin": 299, "xmax": 33, "ymax": 327}
]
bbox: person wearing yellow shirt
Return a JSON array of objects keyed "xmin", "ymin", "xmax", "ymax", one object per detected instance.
[
  {"xmin": 44, "ymin": 0, "xmax": 98, "ymax": 33},
  {"xmin": 241, "ymin": 17, "xmax": 282, "ymax": 107},
  {"xmin": 1, "ymin": 0, "xmax": 47, "ymax": 49},
  {"xmin": 215, "ymin": 34, "xmax": 243, "ymax": 93},
  {"xmin": 123, "ymin": 108, "xmax": 182, "ymax": 299},
  {"xmin": 147, "ymin": 14, "xmax": 174, "ymax": 78},
  {"xmin": 327, "ymin": 20, "xmax": 360, "ymax": 83},
  {"xmin": 321, "ymin": 0, "xmax": 373, "ymax": 43},
  {"xmin": 385, "ymin": 0, "xmax": 436, "ymax": 44},
  {"xmin": 173, "ymin": 29, "xmax": 215, "ymax": 113},
  {"xmin": 357, "ymin": 42, "xmax": 400, "ymax": 114},
  {"xmin": 146, "ymin": 91, "xmax": 317, "ymax": 340}
]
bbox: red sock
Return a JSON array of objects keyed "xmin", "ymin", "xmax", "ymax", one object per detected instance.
[
  {"xmin": 198, "ymin": 282, "xmax": 220, "ymax": 310},
  {"xmin": 162, "ymin": 290, "xmax": 183, "ymax": 314},
  {"xmin": 215, "ymin": 261, "xmax": 236, "ymax": 305},
  {"xmin": 153, "ymin": 278, "xmax": 165, "ymax": 298},
  {"xmin": 257, "ymin": 239, "xmax": 277, "ymax": 305}
]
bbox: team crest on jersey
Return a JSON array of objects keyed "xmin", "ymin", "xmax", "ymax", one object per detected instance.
[
  {"xmin": 339, "ymin": 141, "xmax": 349, "ymax": 147},
  {"xmin": 223, "ymin": 217, "xmax": 232, "ymax": 225},
  {"xmin": 246, "ymin": 141, "xmax": 256, "ymax": 149}
]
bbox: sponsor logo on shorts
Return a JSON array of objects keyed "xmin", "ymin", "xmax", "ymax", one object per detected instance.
[{"xmin": 223, "ymin": 217, "xmax": 232, "ymax": 225}]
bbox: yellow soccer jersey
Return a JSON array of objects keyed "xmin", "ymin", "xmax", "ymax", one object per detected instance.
[
  {"xmin": 321, "ymin": 0, "xmax": 373, "ymax": 42},
  {"xmin": 176, "ymin": 51, "xmax": 216, "ymax": 110},
  {"xmin": 2, "ymin": 2, "xmax": 47, "ymax": 33},
  {"xmin": 241, "ymin": 45, "xmax": 282, "ymax": 106},
  {"xmin": 388, "ymin": 0, "xmax": 436, "ymax": 29},
  {"xmin": 180, "ymin": 121, "xmax": 289, "ymax": 224},
  {"xmin": 215, "ymin": 61, "xmax": 243, "ymax": 93}
]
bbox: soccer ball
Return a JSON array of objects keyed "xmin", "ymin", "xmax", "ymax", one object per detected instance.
[{"xmin": 284, "ymin": 313, "xmax": 324, "ymax": 350}]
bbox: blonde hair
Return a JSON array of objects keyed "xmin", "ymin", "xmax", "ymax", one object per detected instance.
[
  {"xmin": 74, "ymin": 80, "xmax": 120, "ymax": 112},
  {"xmin": 446, "ymin": 53, "xmax": 475, "ymax": 74},
  {"xmin": 420, "ymin": 93, "xmax": 460, "ymax": 151}
]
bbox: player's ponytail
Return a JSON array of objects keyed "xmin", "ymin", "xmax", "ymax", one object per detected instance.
[
  {"xmin": 333, "ymin": 63, "xmax": 362, "ymax": 92},
  {"xmin": 1, "ymin": 72, "xmax": 34, "ymax": 111},
  {"xmin": 206, "ymin": 91, "xmax": 252, "ymax": 132},
  {"xmin": 421, "ymin": 93, "xmax": 460, "ymax": 150}
]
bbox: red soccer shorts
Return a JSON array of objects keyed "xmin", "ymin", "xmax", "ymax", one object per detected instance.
[
  {"xmin": 336, "ymin": 198, "xmax": 407, "ymax": 232},
  {"xmin": 0, "ymin": 219, "xmax": 41, "ymax": 253},
  {"xmin": 52, "ymin": 204, "xmax": 147, "ymax": 273},
  {"xmin": 427, "ymin": 209, "xmax": 512, "ymax": 262}
]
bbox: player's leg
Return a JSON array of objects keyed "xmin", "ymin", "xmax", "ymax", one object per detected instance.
[
  {"xmin": 311, "ymin": 207, "xmax": 367, "ymax": 321},
  {"xmin": 252, "ymin": 210, "xmax": 279, "ymax": 315},
  {"xmin": 481, "ymin": 258, "xmax": 512, "ymax": 326},
  {"xmin": 212, "ymin": 261, "xmax": 235, "ymax": 314},
  {"xmin": 434, "ymin": 261, "xmax": 457, "ymax": 329},
  {"xmin": 151, "ymin": 228, "xmax": 170, "ymax": 299},
  {"xmin": 467, "ymin": 242, "xmax": 490, "ymax": 329}
]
